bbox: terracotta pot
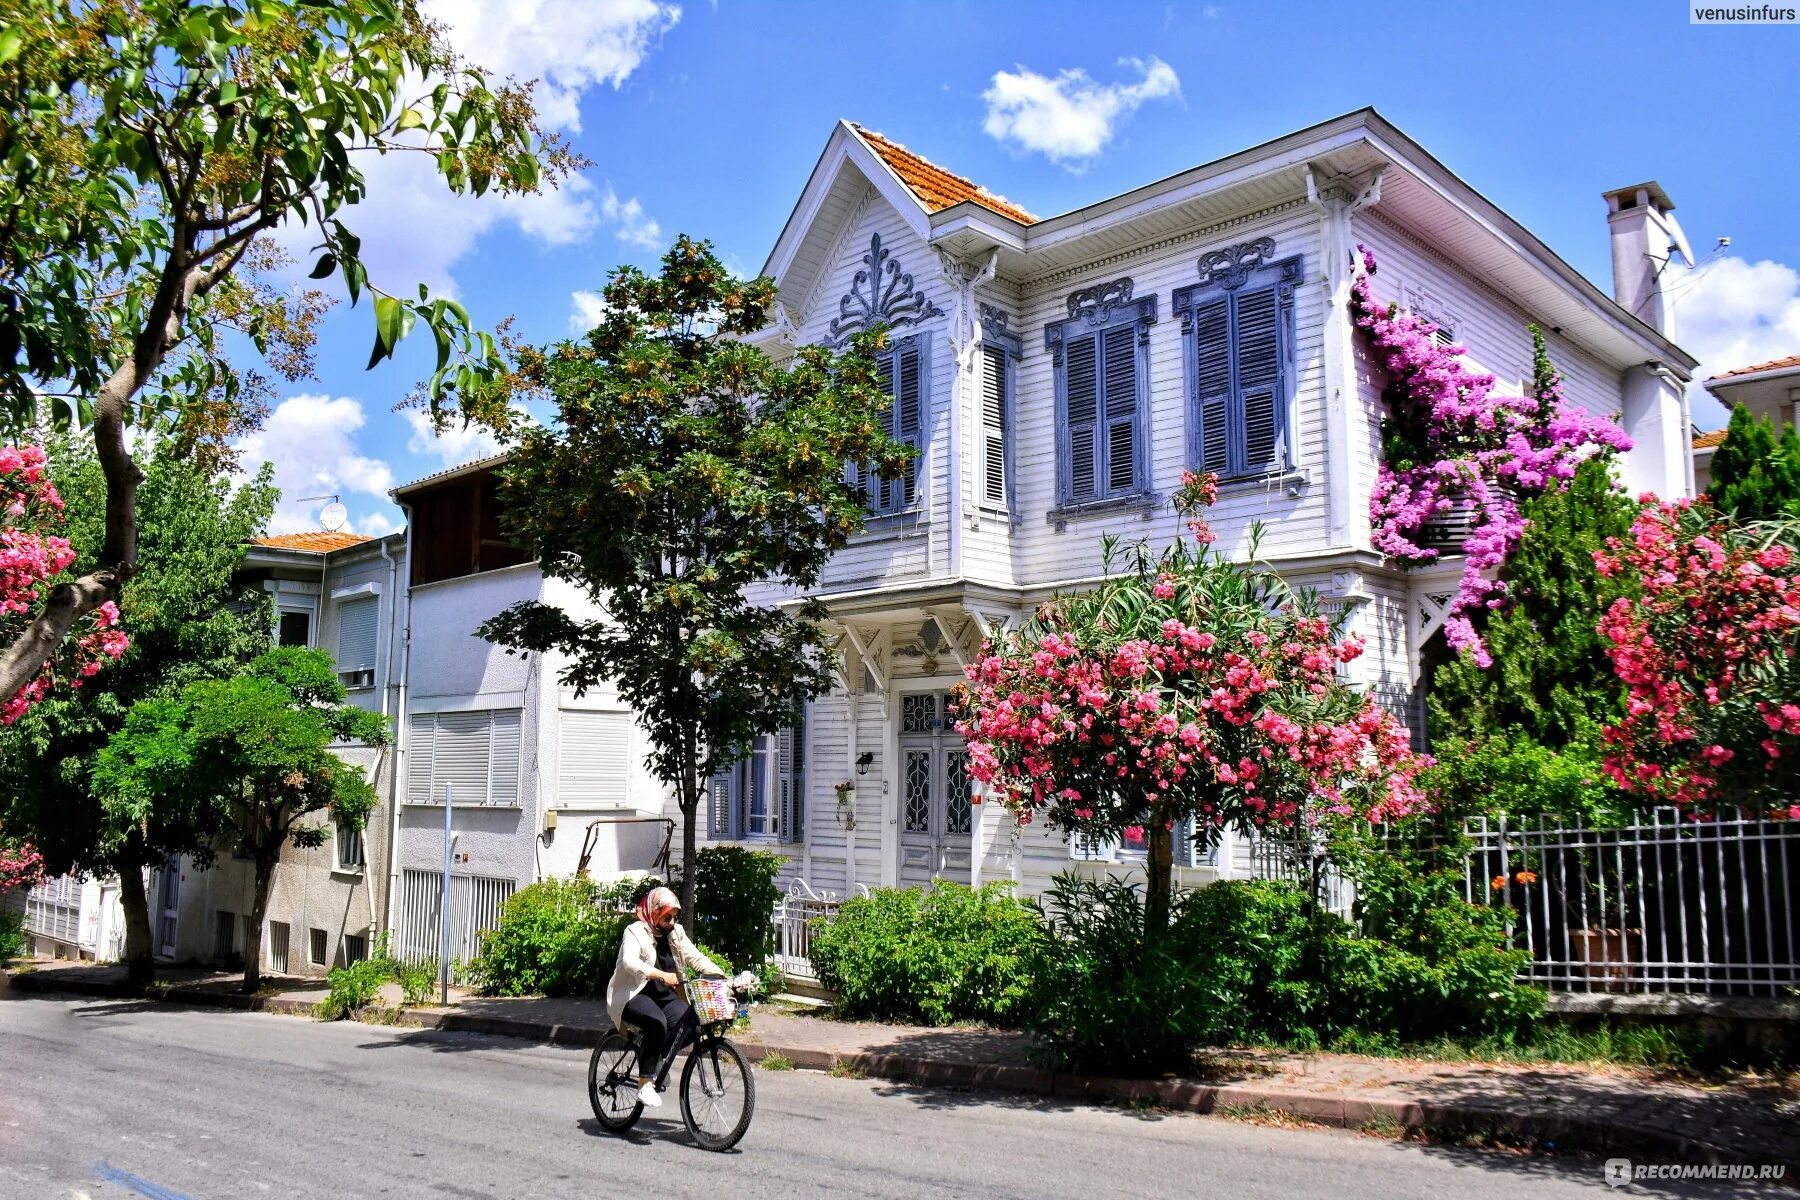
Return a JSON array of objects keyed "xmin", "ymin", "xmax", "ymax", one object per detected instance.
[{"xmin": 1570, "ymin": 927, "xmax": 1639, "ymax": 992}]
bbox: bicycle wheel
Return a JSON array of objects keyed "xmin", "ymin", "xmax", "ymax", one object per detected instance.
[
  {"xmin": 679, "ymin": 1036, "xmax": 755, "ymax": 1152},
  {"xmin": 588, "ymin": 1030, "xmax": 644, "ymax": 1133}
]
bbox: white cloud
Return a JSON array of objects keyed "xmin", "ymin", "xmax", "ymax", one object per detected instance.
[
  {"xmin": 271, "ymin": 1, "xmax": 675, "ymax": 296},
  {"xmin": 570, "ymin": 289, "xmax": 611, "ymax": 335},
  {"xmin": 357, "ymin": 510, "xmax": 404, "ymax": 538},
  {"xmin": 982, "ymin": 56, "xmax": 1181, "ymax": 168},
  {"xmin": 1667, "ymin": 256, "xmax": 1800, "ymax": 423},
  {"xmin": 421, "ymin": 0, "xmax": 682, "ymax": 133},
  {"xmin": 236, "ymin": 394, "xmax": 401, "ymax": 534},
  {"xmin": 404, "ymin": 408, "xmax": 507, "ymax": 470},
  {"xmin": 600, "ymin": 186, "xmax": 663, "ymax": 250}
]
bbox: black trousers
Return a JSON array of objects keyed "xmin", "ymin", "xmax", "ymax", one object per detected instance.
[{"xmin": 622, "ymin": 988, "xmax": 697, "ymax": 1085}]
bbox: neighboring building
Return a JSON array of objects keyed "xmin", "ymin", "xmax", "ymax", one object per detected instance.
[
  {"xmin": 659, "ymin": 110, "xmax": 1696, "ymax": 900},
  {"xmin": 1694, "ymin": 355, "xmax": 1800, "ymax": 494}
]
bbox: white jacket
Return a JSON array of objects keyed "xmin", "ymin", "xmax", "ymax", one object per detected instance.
[{"xmin": 605, "ymin": 919, "xmax": 722, "ymax": 1031}]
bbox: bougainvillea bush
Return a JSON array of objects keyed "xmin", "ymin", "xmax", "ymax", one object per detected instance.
[
  {"xmin": 1595, "ymin": 500, "xmax": 1799, "ymax": 815},
  {"xmin": 954, "ymin": 473, "xmax": 1429, "ymax": 932},
  {"xmin": 1353, "ymin": 248, "xmax": 1631, "ymax": 666},
  {"xmin": 1, "ymin": 444, "xmax": 128, "ymax": 724}
]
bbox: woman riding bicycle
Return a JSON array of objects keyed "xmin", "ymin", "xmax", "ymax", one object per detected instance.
[{"xmin": 605, "ymin": 886, "xmax": 722, "ymax": 1109}]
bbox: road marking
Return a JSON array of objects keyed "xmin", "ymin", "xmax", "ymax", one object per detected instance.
[{"xmin": 92, "ymin": 1164, "xmax": 193, "ymax": 1200}]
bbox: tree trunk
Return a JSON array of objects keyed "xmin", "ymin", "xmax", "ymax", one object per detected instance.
[
  {"xmin": 1145, "ymin": 822, "xmax": 1174, "ymax": 937},
  {"xmin": 677, "ymin": 767, "xmax": 699, "ymax": 940},
  {"xmin": 242, "ymin": 857, "xmax": 275, "ymax": 994},
  {"xmin": 117, "ymin": 857, "xmax": 154, "ymax": 989}
]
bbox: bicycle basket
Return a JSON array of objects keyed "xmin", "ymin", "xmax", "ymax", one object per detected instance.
[{"xmin": 686, "ymin": 976, "xmax": 736, "ymax": 1024}]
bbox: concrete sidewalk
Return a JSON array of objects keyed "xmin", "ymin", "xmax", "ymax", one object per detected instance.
[{"xmin": 8, "ymin": 959, "xmax": 1796, "ymax": 1171}]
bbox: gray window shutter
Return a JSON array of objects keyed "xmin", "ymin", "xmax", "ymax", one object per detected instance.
[
  {"xmin": 1063, "ymin": 334, "xmax": 1099, "ymax": 502},
  {"xmin": 336, "ymin": 596, "xmax": 378, "ymax": 672},
  {"xmin": 434, "ymin": 711, "xmax": 491, "ymax": 805},
  {"xmin": 709, "ymin": 767, "xmax": 738, "ymax": 840},
  {"xmin": 894, "ymin": 342, "xmax": 922, "ymax": 510},
  {"xmin": 558, "ymin": 709, "xmax": 630, "ymax": 807},
  {"xmin": 1234, "ymin": 286, "xmax": 1281, "ymax": 471},
  {"xmin": 1193, "ymin": 297, "xmax": 1231, "ymax": 475},
  {"xmin": 407, "ymin": 714, "xmax": 437, "ymax": 803},
  {"xmin": 778, "ymin": 723, "xmax": 805, "ymax": 844},
  {"xmin": 980, "ymin": 344, "xmax": 1007, "ymax": 507},
  {"xmin": 1102, "ymin": 326, "xmax": 1138, "ymax": 494}
]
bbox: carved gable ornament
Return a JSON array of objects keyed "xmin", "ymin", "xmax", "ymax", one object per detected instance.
[
  {"xmin": 1198, "ymin": 236, "xmax": 1278, "ymax": 291},
  {"xmin": 828, "ymin": 232, "xmax": 944, "ymax": 347}
]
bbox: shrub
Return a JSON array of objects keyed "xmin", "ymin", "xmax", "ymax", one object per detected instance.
[
  {"xmin": 0, "ymin": 908, "xmax": 25, "ymax": 965},
  {"xmin": 469, "ymin": 876, "xmax": 628, "ymax": 997},
  {"xmin": 320, "ymin": 958, "xmax": 390, "ymax": 1020},
  {"xmin": 682, "ymin": 846, "xmax": 783, "ymax": 978},
  {"xmin": 809, "ymin": 881, "xmax": 1038, "ymax": 1026}
]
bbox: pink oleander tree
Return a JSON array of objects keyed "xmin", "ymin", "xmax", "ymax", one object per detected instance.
[
  {"xmin": 953, "ymin": 473, "xmax": 1431, "ymax": 933},
  {"xmin": 1352, "ymin": 247, "xmax": 1632, "ymax": 666},
  {"xmin": 1594, "ymin": 500, "xmax": 1799, "ymax": 816},
  {"xmin": 0, "ymin": 445, "xmax": 127, "ymax": 893},
  {"xmin": 1, "ymin": 444, "xmax": 129, "ymax": 724}
]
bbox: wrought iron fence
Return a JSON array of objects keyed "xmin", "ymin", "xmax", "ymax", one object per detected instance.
[
  {"xmin": 771, "ymin": 879, "xmax": 868, "ymax": 983},
  {"xmin": 1466, "ymin": 810, "xmax": 1800, "ymax": 997}
]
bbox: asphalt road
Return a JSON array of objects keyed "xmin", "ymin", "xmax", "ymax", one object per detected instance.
[{"xmin": 0, "ymin": 990, "xmax": 1779, "ymax": 1200}]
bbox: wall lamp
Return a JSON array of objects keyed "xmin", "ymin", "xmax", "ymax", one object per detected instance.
[{"xmin": 855, "ymin": 751, "xmax": 875, "ymax": 776}]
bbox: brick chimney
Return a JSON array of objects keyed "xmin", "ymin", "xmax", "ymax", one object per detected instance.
[{"xmin": 1602, "ymin": 181, "xmax": 1686, "ymax": 339}]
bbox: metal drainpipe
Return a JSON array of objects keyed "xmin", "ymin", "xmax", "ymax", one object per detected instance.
[
  {"xmin": 365, "ymin": 532, "xmax": 400, "ymax": 948},
  {"xmin": 381, "ymin": 507, "xmax": 414, "ymax": 944}
]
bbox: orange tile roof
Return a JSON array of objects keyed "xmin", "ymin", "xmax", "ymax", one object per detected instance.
[
  {"xmin": 852, "ymin": 125, "xmax": 1038, "ymax": 225},
  {"xmin": 251, "ymin": 531, "xmax": 372, "ymax": 553},
  {"xmin": 1709, "ymin": 354, "xmax": 1800, "ymax": 381},
  {"xmin": 1692, "ymin": 428, "xmax": 1729, "ymax": 450}
]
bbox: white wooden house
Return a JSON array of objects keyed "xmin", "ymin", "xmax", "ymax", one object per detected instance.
[{"xmin": 681, "ymin": 109, "xmax": 1698, "ymax": 900}]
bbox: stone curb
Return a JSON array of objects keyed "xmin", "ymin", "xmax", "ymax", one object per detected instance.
[{"xmin": 13, "ymin": 971, "xmax": 1792, "ymax": 1172}]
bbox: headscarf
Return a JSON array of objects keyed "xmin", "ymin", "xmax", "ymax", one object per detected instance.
[{"xmin": 636, "ymin": 885, "xmax": 680, "ymax": 928}]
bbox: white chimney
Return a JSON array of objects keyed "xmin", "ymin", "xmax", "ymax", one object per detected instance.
[{"xmin": 1603, "ymin": 181, "xmax": 1687, "ymax": 340}]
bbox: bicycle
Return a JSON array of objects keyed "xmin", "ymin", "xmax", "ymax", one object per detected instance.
[{"xmin": 588, "ymin": 975, "xmax": 757, "ymax": 1152}]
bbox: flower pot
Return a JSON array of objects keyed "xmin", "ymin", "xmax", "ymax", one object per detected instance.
[{"xmin": 1570, "ymin": 927, "xmax": 1638, "ymax": 992}]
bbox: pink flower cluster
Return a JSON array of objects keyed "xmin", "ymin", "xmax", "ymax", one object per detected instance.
[
  {"xmin": 1595, "ymin": 499, "xmax": 1799, "ymax": 816},
  {"xmin": 1352, "ymin": 248, "xmax": 1631, "ymax": 666},
  {"xmin": 0, "ymin": 833, "xmax": 45, "ymax": 894},
  {"xmin": 953, "ymin": 476, "xmax": 1431, "ymax": 849},
  {"xmin": 0, "ymin": 445, "xmax": 129, "ymax": 724}
]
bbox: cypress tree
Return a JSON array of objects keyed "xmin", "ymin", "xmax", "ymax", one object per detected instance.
[{"xmin": 1709, "ymin": 403, "xmax": 1800, "ymax": 521}]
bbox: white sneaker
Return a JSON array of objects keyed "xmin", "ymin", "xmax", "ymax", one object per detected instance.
[{"xmin": 636, "ymin": 1081, "xmax": 662, "ymax": 1108}]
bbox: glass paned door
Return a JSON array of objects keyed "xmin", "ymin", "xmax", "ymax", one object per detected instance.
[{"xmin": 897, "ymin": 693, "xmax": 973, "ymax": 887}]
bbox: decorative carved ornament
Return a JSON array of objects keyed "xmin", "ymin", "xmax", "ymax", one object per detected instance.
[
  {"xmin": 1065, "ymin": 276, "xmax": 1137, "ymax": 325},
  {"xmin": 828, "ymin": 232, "xmax": 943, "ymax": 347},
  {"xmin": 1197, "ymin": 236, "xmax": 1277, "ymax": 291},
  {"xmin": 978, "ymin": 303, "xmax": 1010, "ymax": 332}
]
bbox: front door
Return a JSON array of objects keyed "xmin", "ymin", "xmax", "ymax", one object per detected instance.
[
  {"xmin": 154, "ymin": 857, "xmax": 180, "ymax": 959},
  {"xmin": 897, "ymin": 692, "xmax": 973, "ymax": 887}
]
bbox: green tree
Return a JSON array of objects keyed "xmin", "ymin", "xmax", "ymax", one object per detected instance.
[
  {"xmin": 0, "ymin": 436, "xmax": 276, "ymax": 982},
  {"xmin": 1709, "ymin": 403, "xmax": 1800, "ymax": 522},
  {"xmin": 0, "ymin": 0, "xmax": 575, "ymax": 708},
  {"xmin": 94, "ymin": 647, "xmax": 387, "ymax": 991},
  {"xmin": 478, "ymin": 237, "xmax": 911, "ymax": 932}
]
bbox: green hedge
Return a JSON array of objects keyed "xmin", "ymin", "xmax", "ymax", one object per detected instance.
[
  {"xmin": 469, "ymin": 876, "xmax": 630, "ymax": 997},
  {"xmin": 807, "ymin": 881, "xmax": 1038, "ymax": 1026}
]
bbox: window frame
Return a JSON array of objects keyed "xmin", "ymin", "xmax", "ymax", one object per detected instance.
[
  {"xmin": 333, "ymin": 820, "xmax": 366, "ymax": 874},
  {"xmin": 1173, "ymin": 251, "xmax": 1303, "ymax": 483},
  {"xmin": 405, "ymin": 708, "xmax": 524, "ymax": 807},
  {"xmin": 709, "ymin": 715, "xmax": 806, "ymax": 845},
  {"xmin": 1044, "ymin": 282, "xmax": 1157, "ymax": 510}
]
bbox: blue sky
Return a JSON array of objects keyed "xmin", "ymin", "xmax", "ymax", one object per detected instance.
[{"xmin": 249, "ymin": 0, "xmax": 1800, "ymax": 537}]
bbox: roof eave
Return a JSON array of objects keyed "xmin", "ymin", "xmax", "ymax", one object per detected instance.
[
  {"xmin": 1704, "ymin": 362, "xmax": 1800, "ymax": 395},
  {"xmin": 392, "ymin": 453, "xmax": 511, "ymax": 500}
]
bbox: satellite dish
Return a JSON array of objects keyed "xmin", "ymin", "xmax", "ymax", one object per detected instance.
[
  {"xmin": 1668, "ymin": 223, "xmax": 1696, "ymax": 270},
  {"xmin": 319, "ymin": 501, "xmax": 348, "ymax": 532}
]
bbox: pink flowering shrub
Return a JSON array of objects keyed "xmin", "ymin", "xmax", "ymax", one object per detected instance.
[
  {"xmin": 0, "ymin": 444, "xmax": 129, "ymax": 724},
  {"xmin": 0, "ymin": 833, "xmax": 45, "ymax": 893},
  {"xmin": 1594, "ymin": 500, "xmax": 1799, "ymax": 816},
  {"xmin": 1352, "ymin": 247, "xmax": 1631, "ymax": 666},
  {"xmin": 954, "ymin": 472, "xmax": 1430, "ymax": 929}
]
